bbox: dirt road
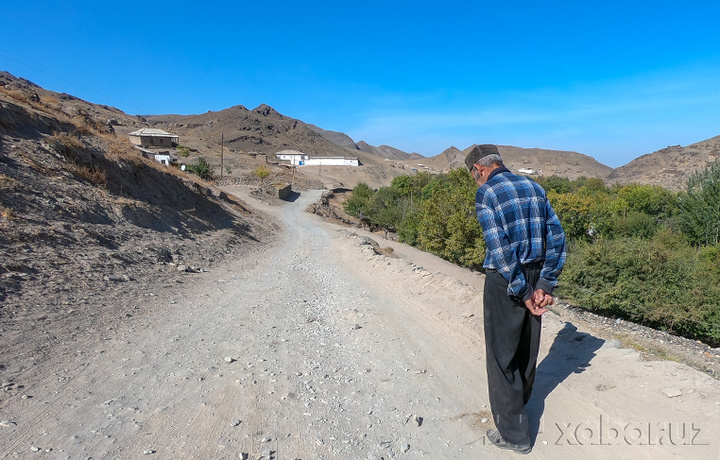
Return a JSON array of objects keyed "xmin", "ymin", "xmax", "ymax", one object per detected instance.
[{"xmin": 1, "ymin": 189, "xmax": 719, "ymax": 459}]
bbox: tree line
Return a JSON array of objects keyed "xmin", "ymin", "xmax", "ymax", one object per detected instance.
[{"xmin": 343, "ymin": 162, "xmax": 720, "ymax": 346}]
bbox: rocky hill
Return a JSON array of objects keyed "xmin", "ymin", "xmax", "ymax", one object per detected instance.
[
  {"xmin": 142, "ymin": 104, "xmax": 413, "ymax": 189},
  {"xmin": 607, "ymin": 136, "xmax": 720, "ymax": 191},
  {"xmin": 418, "ymin": 145, "xmax": 613, "ymax": 180},
  {"xmin": 0, "ymin": 71, "xmax": 274, "ymax": 310},
  {"xmin": 146, "ymin": 104, "xmax": 350, "ymax": 158},
  {"xmin": 305, "ymin": 123, "xmax": 359, "ymax": 150},
  {"xmin": 355, "ymin": 141, "xmax": 424, "ymax": 161},
  {"xmin": 142, "ymin": 104, "xmax": 618, "ymax": 187}
]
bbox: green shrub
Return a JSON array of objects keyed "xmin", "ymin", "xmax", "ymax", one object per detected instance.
[
  {"xmin": 614, "ymin": 183, "xmax": 678, "ymax": 217},
  {"xmin": 397, "ymin": 209, "xmax": 422, "ymax": 246},
  {"xmin": 343, "ymin": 182, "xmax": 374, "ymax": 217},
  {"xmin": 548, "ymin": 191, "xmax": 611, "ymax": 241},
  {"xmin": 252, "ymin": 165, "xmax": 270, "ymax": 184},
  {"xmin": 177, "ymin": 145, "xmax": 191, "ymax": 157},
  {"xmin": 559, "ymin": 237, "xmax": 720, "ymax": 345},
  {"xmin": 678, "ymin": 161, "xmax": 720, "ymax": 246},
  {"xmin": 608, "ymin": 211, "xmax": 658, "ymax": 239},
  {"xmin": 186, "ymin": 157, "xmax": 213, "ymax": 180},
  {"xmin": 538, "ymin": 175, "xmax": 572, "ymax": 194},
  {"xmin": 416, "ymin": 169, "xmax": 484, "ymax": 268}
]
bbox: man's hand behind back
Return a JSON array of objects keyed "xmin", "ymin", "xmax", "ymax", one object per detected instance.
[{"xmin": 524, "ymin": 289, "xmax": 553, "ymax": 316}]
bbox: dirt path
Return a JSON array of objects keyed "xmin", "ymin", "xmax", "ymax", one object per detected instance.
[{"xmin": 1, "ymin": 189, "xmax": 719, "ymax": 459}]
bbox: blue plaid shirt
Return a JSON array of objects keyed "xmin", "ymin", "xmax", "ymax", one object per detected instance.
[{"xmin": 475, "ymin": 167, "xmax": 566, "ymax": 301}]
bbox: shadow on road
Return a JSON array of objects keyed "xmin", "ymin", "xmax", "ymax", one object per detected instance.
[
  {"xmin": 282, "ymin": 191, "xmax": 301, "ymax": 202},
  {"xmin": 527, "ymin": 322, "xmax": 605, "ymax": 444}
]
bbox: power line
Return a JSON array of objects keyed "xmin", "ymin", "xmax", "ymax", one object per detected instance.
[{"xmin": 0, "ymin": 50, "xmax": 149, "ymax": 114}]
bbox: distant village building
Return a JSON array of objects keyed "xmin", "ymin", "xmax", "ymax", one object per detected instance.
[
  {"xmin": 518, "ymin": 168, "xmax": 540, "ymax": 175},
  {"xmin": 153, "ymin": 153, "xmax": 175, "ymax": 166},
  {"xmin": 133, "ymin": 146, "xmax": 177, "ymax": 166},
  {"xmin": 128, "ymin": 128, "xmax": 179, "ymax": 149},
  {"xmin": 275, "ymin": 151, "xmax": 308, "ymax": 165},
  {"xmin": 275, "ymin": 150, "xmax": 359, "ymax": 167}
]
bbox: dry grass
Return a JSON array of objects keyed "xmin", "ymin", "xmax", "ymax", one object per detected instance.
[
  {"xmin": 1, "ymin": 85, "xmax": 104, "ymax": 137},
  {"xmin": 42, "ymin": 94, "xmax": 60, "ymax": 105},
  {"xmin": 0, "ymin": 206, "xmax": 18, "ymax": 221},
  {"xmin": 0, "ymin": 85, "xmax": 35, "ymax": 105},
  {"xmin": 45, "ymin": 133, "xmax": 109, "ymax": 187},
  {"xmin": 1, "ymin": 86, "xmax": 66, "ymax": 120},
  {"xmin": 616, "ymin": 333, "xmax": 679, "ymax": 363},
  {"xmin": 0, "ymin": 174, "xmax": 19, "ymax": 190},
  {"xmin": 99, "ymin": 133, "xmax": 137, "ymax": 161},
  {"xmin": 69, "ymin": 115, "xmax": 97, "ymax": 135},
  {"xmin": 67, "ymin": 161, "xmax": 107, "ymax": 187},
  {"xmin": 49, "ymin": 132, "xmax": 85, "ymax": 154}
]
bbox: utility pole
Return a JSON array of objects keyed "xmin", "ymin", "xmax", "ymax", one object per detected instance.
[{"xmin": 220, "ymin": 134, "xmax": 224, "ymax": 180}]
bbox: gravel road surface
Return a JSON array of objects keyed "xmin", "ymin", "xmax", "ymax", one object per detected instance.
[{"xmin": 1, "ymin": 189, "xmax": 718, "ymax": 460}]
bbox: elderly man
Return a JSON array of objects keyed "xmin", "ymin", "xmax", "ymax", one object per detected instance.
[{"xmin": 465, "ymin": 144, "xmax": 566, "ymax": 454}]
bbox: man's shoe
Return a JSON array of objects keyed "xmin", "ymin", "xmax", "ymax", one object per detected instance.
[{"xmin": 486, "ymin": 429, "xmax": 532, "ymax": 454}]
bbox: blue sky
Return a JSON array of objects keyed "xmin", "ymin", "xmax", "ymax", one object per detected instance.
[{"xmin": 2, "ymin": 1, "xmax": 720, "ymax": 167}]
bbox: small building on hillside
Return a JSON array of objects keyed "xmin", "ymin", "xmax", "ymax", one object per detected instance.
[
  {"xmin": 275, "ymin": 150, "xmax": 359, "ymax": 166},
  {"xmin": 276, "ymin": 150, "xmax": 308, "ymax": 165},
  {"xmin": 518, "ymin": 168, "xmax": 541, "ymax": 176},
  {"xmin": 305, "ymin": 156, "xmax": 359, "ymax": 166},
  {"xmin": 128, "ymin": 128, "xmax": 179, "ymax": 149},
  {"xmin": 153, "ymin": 153, "xmax": 175, "ymax": 166},
  {"xmin": 133, "ymin": 146, "xmax": 177, "ymax": 166}
]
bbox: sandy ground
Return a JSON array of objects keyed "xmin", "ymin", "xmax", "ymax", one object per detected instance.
[{"xmin": 1, "ymin": 188, "xmax": 719, "ymax": 460}]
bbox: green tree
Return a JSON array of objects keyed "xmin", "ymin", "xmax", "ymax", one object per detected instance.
[
  {"xmin": 575, "ymin": 177, "xmax": 609, "ymax": 197},
  {"xmin": 609, "ymin": 211, "xmax": 658, "ymax": 239},
  {"xmin": 538, "ymin": 175, "xmax": 573, "ymax": 194},
  {"xmin": 417, "ymin": 168, "xmax": 484, "ymax": 268},
  {"xmin": 343, "ymin": 182, "xmax": 374, "ymax": 217},
  {"xmin": 614, "ymin": 183, "xmax": 678, "ymax": 217},
  {"xmin": 365, "ymin": 186, "xmax": 403, "ymax": 228},
  {"xmin": 560, "ymin": 236, "xmax": 720, "ymax": 344},
  {"xmin": 390, "ymin": 175, "xmax": 413, "ymax": 197},
  {"xmin": 548, "ymin": 191, "xmax": 611, "ymax": 241},
  {"xmin": 186, "ymin": 157, "xmax": 213, "ymax": 180},
  {"xmin": 252, "ymin": 165, "xmax": 271, "ymax": 184},
  {"xmin": 397, "ymin": 209, "xmax": 422, "ymax": 246},
  {"xmin": 177, "ymin": 145, "xmax": 190, "ymax": 157},
  {"xmin": 390, "ymin": 171, "xmax": 432, "ymax": 199},
  {"xmin": 678, "ymin": 161, "xmax": 720, "ymax": 246}
]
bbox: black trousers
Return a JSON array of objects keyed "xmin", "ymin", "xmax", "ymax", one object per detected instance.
[{"xmin": 483, "ymin": 264, "xmax": 542, "ymax": 445}]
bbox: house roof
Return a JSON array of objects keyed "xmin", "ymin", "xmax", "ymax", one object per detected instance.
[{"xmin": 128, "ymin": 128, "xmax": 178, "ymax": 138}]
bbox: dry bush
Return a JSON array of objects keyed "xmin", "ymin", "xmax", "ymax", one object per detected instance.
[
  {"xmin": 100, "ymin": 133, "xmax": 136, "ymax": 161},
  {"xmin": 0, "ymin": 206, "xmax": 17, "ymax": 220},
  {"xmin": 42, "ymin": 94, "xmax": 63, "ymax": 112},
  {"xmin": 42, "ymin": 94, "xmax": 60, "ymax": 105},
  {"xmin": 67, "ymin": 162, "xmax": 107, "ymax": 187},
  {"xmin": 0, "ymin": 174, "xmax": 19, "ymax": 190},
  {"xmin": 0, "ymin": 86, "xmax": 32, "ymax": 104},
  {"xmin": 69, "ymin": 115, "xmax": 96, "ymax": 135},
  {"xmin": 49, "ymin": 132, "xmax": 85, "ymax": 155},
  {"xmin": 46, "ymin": 133, "xmax": 107, "ymax": 187}
]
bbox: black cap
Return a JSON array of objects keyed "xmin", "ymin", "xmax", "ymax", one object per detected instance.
[{"xmin": 464, "ymin": 144, "xmax": 500, "ymax": 171}]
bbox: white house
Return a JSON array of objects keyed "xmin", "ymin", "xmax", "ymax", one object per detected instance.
[
  {"xmin": 518, "ymin": 168, "xmax": 540, "ymax": 175},
  {"xmin": 276, "ymin": 150, "xmax": 309, "ymax": 165},
  {"xmin": 133, "ymin": 146, "xmax": 176, "ymax": 166},
  {"xmin": 275, "ymin": 150, "xmax": 359, "ymax": 166},
  {"xmin": 154, "ymin": 153, "xmax": 174, "ymax": 166},
  {"xmin": 304, "ymin": 157, "xmax": 359, "ymax": 166},
  {"xmin": 128, "ymin": 128, "xmax": 179, "ymax": 148}
]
